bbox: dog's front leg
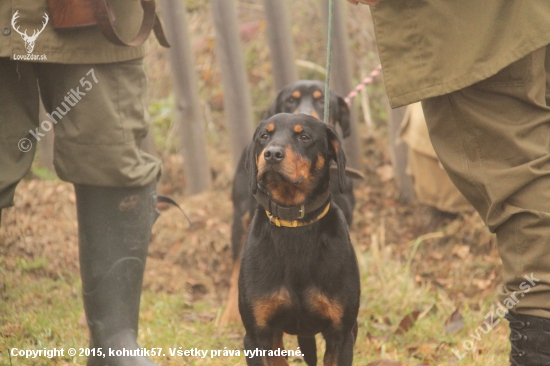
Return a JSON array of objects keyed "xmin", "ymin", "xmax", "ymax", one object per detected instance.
[
  {"xmin": 297, "ymin": 336, "xmax": 317, "ymax": 366},
  {"xmin": 244, "ymin": 330, "xmax": 289, "ymax": 366},
  {"xmin": 244, "ymin": 332, "xmax": 267, "ymax": 366},
  {"xmin": 322, "ymin": 330, "xmax": 355, "ymax": 366}
]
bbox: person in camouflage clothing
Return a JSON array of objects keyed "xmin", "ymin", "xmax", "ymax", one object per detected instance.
[
  {"xmin": 1, "ymin": 2, "xmax": 163, "ymax": 365},
  {"xmin": 352, "ymin": 0, "xmax": 550, "ymax": 364}
]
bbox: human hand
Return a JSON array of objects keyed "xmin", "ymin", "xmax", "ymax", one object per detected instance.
[{"xmin": 346, "ymin": 0, "xmax": 382, "ymax": 5}]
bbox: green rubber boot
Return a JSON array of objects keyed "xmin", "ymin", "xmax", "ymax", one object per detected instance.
[{"xmin": 75, "ymin": 184, "xmax": 159, "ymax": 366}]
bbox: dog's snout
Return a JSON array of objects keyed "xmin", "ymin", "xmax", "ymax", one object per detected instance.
[
  {"xmin": 297, "ymin": 105, "xmax": 313, "ymax": 115},
  {"xmin": 264, "ymin": 146, "xmax": 285, "ymax": 163},
  {"xmin": 296, "ymin": 103, "xmax": 320, "ymax": 120}
]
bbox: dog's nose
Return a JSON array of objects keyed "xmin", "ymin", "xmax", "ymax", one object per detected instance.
[{"xmin": 264, "ymin": 146, "xmax": 285, "ymax": 163}]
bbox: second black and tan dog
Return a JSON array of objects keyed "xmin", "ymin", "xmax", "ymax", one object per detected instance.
[{"xmin": 238, "ymin": 113, "xmax": 360, "ymax": 366}]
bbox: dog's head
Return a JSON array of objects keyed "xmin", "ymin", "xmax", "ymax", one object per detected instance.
[
  {"xmin": 264, "ymin": 80, "xmax": 351, "ymax": 138},
  {"xmin": 246, "ymin": 113, "xmax": 346, "ymax": 207}
]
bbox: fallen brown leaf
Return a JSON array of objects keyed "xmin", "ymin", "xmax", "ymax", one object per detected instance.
[
  {"xmin": 395, "ymin": 310, "xmax": 421, "ymax": 335},
  {"xmin": 443, "ymin": 308, "xmax": 464, "ymax": 334}
]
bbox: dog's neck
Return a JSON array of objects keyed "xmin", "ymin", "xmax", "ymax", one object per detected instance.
[{"xmin": 253, "ymin": 183, "xmax": 331, "ymax": 227}]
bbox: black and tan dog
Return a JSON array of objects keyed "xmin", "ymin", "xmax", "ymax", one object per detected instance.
[
  {"xmin": 238, "ymin": 113, "xmax": 360, "ymax": 366},
  {"xmin": 220, "ymin": 81, "xmax": 355, "ymax": 326},
  {"xmin": 236, "ymin": 81, "xmax": 354, "ymax": 243}
]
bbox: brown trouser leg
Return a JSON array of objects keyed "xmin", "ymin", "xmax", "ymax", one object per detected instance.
[
  {"xmin": 0, "ymin": 59, "xmax": 40, "ymax": 209},
  {"xmin": 422, "ymin": 45, "xmax": 550, "ymax": 318},
  {"xmin": 0, "ymin": 58, "xmax": 160, "ymax": 210}
]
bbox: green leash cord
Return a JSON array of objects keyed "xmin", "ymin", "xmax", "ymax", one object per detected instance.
[{"xmin": 323, "ymin": 0, "xmax": 335, "ymax": 124}]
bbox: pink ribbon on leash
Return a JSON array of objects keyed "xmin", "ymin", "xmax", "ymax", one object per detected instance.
[{"xmin": 344, "ymin": 64, "xmax": 382, "ymax": 106}]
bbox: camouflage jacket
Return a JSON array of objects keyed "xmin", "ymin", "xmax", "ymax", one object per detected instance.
[{"xmin": 371, "ymin": 0, "xmax": 550, "ymax": 107}]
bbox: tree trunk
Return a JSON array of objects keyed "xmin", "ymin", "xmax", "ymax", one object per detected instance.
[
  {"xmin": 161, "ymin": 0, "xmax": 211, "ymax": 194},
  {"xmin": 211, "ymin": 0, "xmax": 255, "ymax": 169},
  {"xmin": 263, "ymin": 0, "xmax": 298, "ymax": 91},
  {"xmin": 387, "ymin": 104, "xmax": 415, "ymax": 203},
  {"xmin": 320, "ymin": 0, "xmax": 362, "ymax": 169}
]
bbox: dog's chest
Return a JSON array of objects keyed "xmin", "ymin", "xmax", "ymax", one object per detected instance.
[
  {"xmin": 246, "ymin": 213, "xmax": 354, "ymax": 333},
  {"xmin": 252, "ymin": 284, "xmax": 344, "ymax": 336}
]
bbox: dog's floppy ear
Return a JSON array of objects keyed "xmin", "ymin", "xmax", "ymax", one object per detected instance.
[
  {"xmin": 333, "ymin": 95, "xmax": 351, "ymax": 138},
  {"xmin": 326, "ymin": 124, "xmax": 346, "ymax": 193},
  {"xmin": 263, "ymin": 87, "xmax": 286, "ymax": 119},
  {"xmin": 245, "ymin": 131, "xmax": 259, "ymax": 194}
]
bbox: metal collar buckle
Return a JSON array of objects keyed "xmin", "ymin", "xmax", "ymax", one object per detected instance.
[{"xmin": 298, "ymin": 205, "xmax": 305, "ymax": 219}]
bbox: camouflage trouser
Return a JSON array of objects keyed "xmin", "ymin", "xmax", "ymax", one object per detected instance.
[
  {"xmin": 0, "ymin": 57, "xmax": 160, "ymax": 209},
  {"xmin": 422, "ymin": 45, "xmax": 550, "ymax": 318}
]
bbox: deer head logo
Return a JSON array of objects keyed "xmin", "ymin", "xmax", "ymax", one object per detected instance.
[{"xmin": 11, "ymin": 11, "xmax": 49, "ymax": 54}]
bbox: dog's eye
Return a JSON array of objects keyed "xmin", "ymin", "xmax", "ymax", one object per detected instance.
[
  {"xmin": 260, "ymin": 133, "xmax": 269, "ymax": 140},
  {"xmin": 286, "ymin": 97, "xmax": 298, "ymax": 104},
  {"xmin": 298, "ymin": 134, "xmax": 310, "ymax": 141}
]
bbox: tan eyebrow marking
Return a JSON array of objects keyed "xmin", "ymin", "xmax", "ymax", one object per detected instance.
[
  {"xmin": 313, "ymin": 90, "xmax": 322, "ymax": 99},
  {"xmin": 315, "ymin": 154, "xmax": 325, "ymax": 171},
  {"xmin": 293, "ymin": 125, "xmax": 303, "ymax": 133},
  {"xmin": 292, "ymin": 90, "xmax": 301, "ymax": 99},
  {"xmin": 267, "ymin": 123, "xmax": 275, "ymax": 132}
]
